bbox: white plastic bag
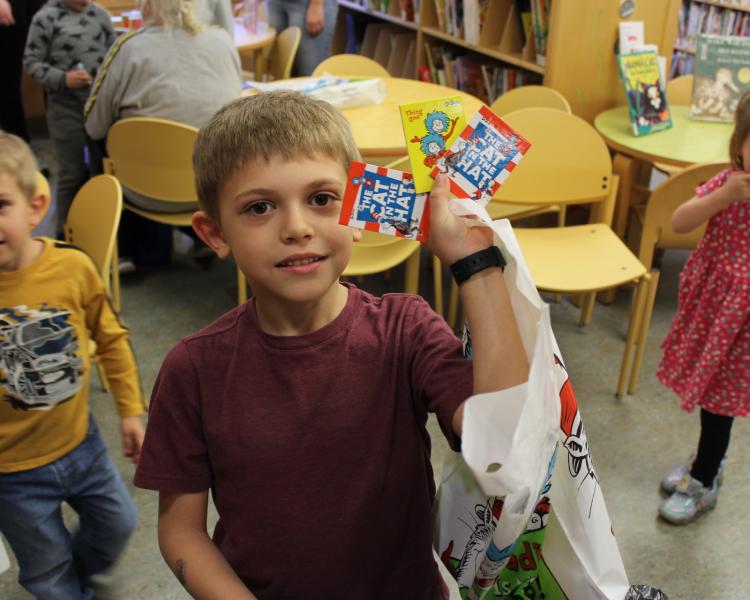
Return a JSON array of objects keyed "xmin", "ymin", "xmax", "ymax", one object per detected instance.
[{"xmin": 434, "ymin": 202, "xmax": 630, "ymax": 599}]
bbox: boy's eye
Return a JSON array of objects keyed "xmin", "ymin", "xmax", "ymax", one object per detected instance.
[
  {"xmin": 246, "ymin": 201, "xmax": 272, "ymax": 215},
  {"xmin": 311, "ymin": 193, "xmax": 335, "ymax": 207}
]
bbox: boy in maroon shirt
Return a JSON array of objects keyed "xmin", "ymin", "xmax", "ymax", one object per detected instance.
[{"xmin": 134, "ymin": 91, "xmax": 528, "ymax": 598}]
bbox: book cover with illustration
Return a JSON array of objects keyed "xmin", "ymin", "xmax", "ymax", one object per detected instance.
[
  {"xmin": 616, "ymin": 50, "xmax": 672, "ymax": 136},
  {"xmin": 340, "ymin": 161, "xmax": 430, "ymax": 242},
  {"xmin": 691, "ymin": 34, "xmax": 750, "ymax": 123},
  {"xmin": 400, "ymin": 95, "xmax": 466, "ymax": 193},
  {"xmin": 430, "ymin": 105, "xmax": 531, "ymax": 206}
]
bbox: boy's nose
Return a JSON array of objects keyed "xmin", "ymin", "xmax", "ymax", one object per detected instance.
[{"xmin": 281, "ymin": 207, "xmax": 313, "ymax": 241}]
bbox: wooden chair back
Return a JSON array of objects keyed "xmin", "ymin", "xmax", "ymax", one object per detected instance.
[
  {"xmin": 103, "ymin": 117, "xmax": 199, "ymax": 204},
  {"xmin": 638, "ymin": 161, "xmax": 728, "ymax": 270},
  {"xmin": 490, "ymin": 85, "xmax": 571, "ymax": 117},
  {"xmin": 494, "ymin": 108, "xmax": 614, "ymax": 213},
  {"xmin": 64, "ymin": 175, "xmax": 123, "ymax": 295},
  {"xmin": 312, "ymin": 54, "xmax": 391, "ymax": 78},
  {"xmin": 666, "ymin": 74, "xmax": 694, "ymax": 105},
  {"xmin": 268, "ymin": 26, "xmax": 302, "ymax": 80}
]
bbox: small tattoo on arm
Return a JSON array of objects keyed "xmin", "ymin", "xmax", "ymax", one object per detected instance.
[{"xmin": 174, "ymin": 559, "xmax": 187, "ymax": 586}]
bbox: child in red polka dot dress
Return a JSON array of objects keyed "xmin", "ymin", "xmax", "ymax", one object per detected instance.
[{"xmin": 657, "ymin": 90, "xmax": 750, "ymax": 525}]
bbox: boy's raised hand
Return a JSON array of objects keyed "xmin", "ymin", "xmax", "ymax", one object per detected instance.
[
  {"xmin": 426, "ymin": 173, "xmax": 494, "ymax": 266},
  {"xmin": 120, "ymin": 415, "xmax": 146, "ymax": 465}
]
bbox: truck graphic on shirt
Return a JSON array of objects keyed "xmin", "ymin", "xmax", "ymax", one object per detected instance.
[{"xmin": 0, "ymin": 307, "xmax": 83, "ymax": 410}]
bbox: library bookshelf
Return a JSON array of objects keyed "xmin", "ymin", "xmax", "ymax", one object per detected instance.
[
  {"xmin": 334, "ymin": 0, "xmax": 681, "ymax": 122},
  {"xmin": 673, "ymin": 0, "xmax": 750, "ymax": 77}
]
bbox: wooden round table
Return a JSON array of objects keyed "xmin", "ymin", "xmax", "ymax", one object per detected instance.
[
  {"xmin": 594, "ymin": 105, "xmax": 732, "ymax": 238},
  {"xmin": 233, "ymin": 19, "xmax": 276, "ymax": 80},
  {"xmin": 343, "ymin": 78, "xmax": 484, "ymax": 157}
]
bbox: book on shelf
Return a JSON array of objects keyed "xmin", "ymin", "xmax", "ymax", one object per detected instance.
[
  {"xmin": 616, "ymin": 50, "xmax": 672, "ymax": 136},
  {"xmin": 399, "ymin": 95, "xmax": 466, "ymax": 193},
  {"xmin": 529, "ymin": 0, "xmax": 550, "ymax": 67},
  {"xmin": 340, "ymin": 161, "xmax": 430, "ymax": 242},
  {"xmin": 463, "ymin": 0, "xmax": 490, "ymax": 45},
  {"xmin": 431, "ymin": 105, "xmax": 531, "ymax": 205},
  {"xmin": 691, "ymin": 34, "xmax": 750, "ymax": 122},
  {"xmin": 514, "ymin": 0, "xmax": 532, "ymax": 46}
]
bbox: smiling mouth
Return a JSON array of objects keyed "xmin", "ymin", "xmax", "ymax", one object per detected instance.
[{"xmin": 276, "ymin": 256, "xmax": 325, "ymax": 267}]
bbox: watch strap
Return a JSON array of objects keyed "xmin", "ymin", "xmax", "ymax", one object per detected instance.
[{"xmin": 450, "ymin": 246, "xmax": 506, "ymax": 285}]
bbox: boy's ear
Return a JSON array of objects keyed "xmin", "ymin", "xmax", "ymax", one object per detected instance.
[
  {"xmin": 28, "ymin": 192, "xmax": 50, "ymax": 230},
  {"xmin": 192, "ymin": 210, "xmax": 231, "ymax": 259}
]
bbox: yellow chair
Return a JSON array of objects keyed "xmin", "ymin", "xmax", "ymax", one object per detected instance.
[
  {"xmin": 633, "ymin": 161, "xmax": 728, "ymax": 271},
  {"xmin": 449, "ymin": 107, "xmax": 660, "ymax": 396},
  {"xmin": 103, "ymin": 117, "xmax": 247, "ymax": 310},
  {"xmin": 651, "ymin": 75, "xmax": 695, "ymax": 178},
  {"xmin": 312, "ymin": 54, "xmax": 391, "ymax": 78},
  {"xmin": 666, "ymin": 74, "xmax": 694, "ymax": 105},
  {"xmin": 267, "ymin": 26, "xmax": 301, "ymax": 80},
  {"xmin": 35, "ymin": 171, "xmax": 51, "ymax": 208},
  {"xmin": 490, "ymin": 85, "xmax": 571, "ymax": 116},
  {"xmin": 433, "ymin": 86, "xmax": 572, "ymax": 317},
  {"xmin": 64, "ymin": 175, "xmax": 123, "ymax": 392},
  {"xmin": 343, "ymin": 155, "xmax": 420, "ymax": 293}
]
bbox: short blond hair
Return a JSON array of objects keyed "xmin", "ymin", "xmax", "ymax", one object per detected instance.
[
  {"xmin": 0, "ymin": 132, "xmax": 38, "ymax": 203},
  {"xmin": 193, "ymin": 91, "xmax": 361, "ymax": 223},
  {"xmin": 139, "ymin": 0, "xmax": 203, "ymax": 34}
]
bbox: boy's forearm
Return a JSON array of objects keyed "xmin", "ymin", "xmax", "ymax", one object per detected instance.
[
  {"xmin": 159, "ymin": 529, "xmax": 257, "ymax": 600},
  {"xmin": 461, "ymin": 267, "xmax": 529, "ymax": 394}
]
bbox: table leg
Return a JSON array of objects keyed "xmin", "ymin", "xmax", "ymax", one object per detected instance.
[
  {"xmin": 612, "ymin": 152, "xmax": 637, "ymax": 240},
  {"xmin": 254, "ymin": 50, "xmax": 264, "ymax": 82}
]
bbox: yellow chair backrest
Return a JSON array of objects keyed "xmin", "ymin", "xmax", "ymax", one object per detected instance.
[
  {"xmin": 494, "ymin": 107, "xmax": 613, "ymax": 208},
  {"xmin": 104, "ymin": 117, "xmax": 199, "ymax": 203},
  {"xmin": 268, "ymin": 26, "xmax": 302, "ymax": 81},
  {"xmin": 312, "ymin": 54, "xmax": 391, "ymax": 78},
  {"xmin": 490, "ymin": 85, "xmax": 571, "ymax": 117},
  {"xmin": 666, "ymin": 74, "xmax": 694, "ymax": 105},
  {"xmin": 638, "ymin": 161, "xmax": 728, "ymax": 269},
  {"xmin": 35, "ymin": 171, "xmax": 51, "ymax": 222},
  {"xmin": 64, "ymin": 175, "xmax": 123, "ymax": 293}
]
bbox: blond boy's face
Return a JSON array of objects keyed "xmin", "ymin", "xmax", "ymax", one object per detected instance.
[
  {"xmin": 196, "ymin": 154, "xmax": 360, "ymax": 310},
  {"xmin": 0, "ymin": 173, "xmax": 45, "ymax": 273}
]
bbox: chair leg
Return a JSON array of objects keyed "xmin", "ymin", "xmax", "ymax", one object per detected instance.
[
  {"xmin": 95, "ymin": 361, "xmax": 109, "ymax": 392},
  {"xmin": 432, "ymin": 254, "xmax": 443, "ymax": 316},
  {"xmin": 111, "ymin": 240, "xmax": 121, "ymax": 313},
  {"xmin": 616, "ymin": 277, "xmax": 648, "ymax": 397},
  {"xmin": 448, "ymin": 279, "xmax": 460, "ymax": 329},
  {"xmin": 404, "ymin": 247, "xmax": 420, "ymax": 295},
  {"xmin": 237, "ymin": 267, "xmax": 247, "ymax": 304},
  {"xmin": 627, "ymin": 270, "xmax": 661, "ymax": 394},
  {"xmin": 578, "ymin": 292, "xmax": 597, "ymax": 327}
]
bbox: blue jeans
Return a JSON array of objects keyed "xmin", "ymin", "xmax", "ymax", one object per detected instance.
[
  {"xmin": 0, "ymin": 417, "xmax": 137, "ymax": 600},
  {"xmin": 267, "ymin": 0, "xmax": 338, "ymax": 76}
]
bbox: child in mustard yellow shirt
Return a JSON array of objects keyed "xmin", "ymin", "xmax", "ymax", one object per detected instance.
[{"xmin": 0, "ymin": 132, "xmax": 145, "ymax": 599}]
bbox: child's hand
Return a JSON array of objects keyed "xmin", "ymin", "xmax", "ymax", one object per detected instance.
[
  {"xmin": 120, "ymin": 415, "xmax": 146, "ymax": 465},
  {"xmin": 64, "ymin": 69, "xmax": 92, "ymax": 89},
  {"xmin": 721, "ymin": 171, "xmax": 750, "ymax": 204},
  {"xmin": 426, "ymin": 173, "xmax": 494, "ymax": 266}
]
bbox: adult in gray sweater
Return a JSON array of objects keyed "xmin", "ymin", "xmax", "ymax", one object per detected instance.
[
  {"xmin": 23, "ymin": 0, "xmax": 115, "ymax": 234},
  {"xmin": 84, "ymin": 0, "xmax": 241, "ymax": 268}
]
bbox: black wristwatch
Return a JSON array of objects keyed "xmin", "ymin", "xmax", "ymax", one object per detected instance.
[{"xmin": 450, "ymin": 246, "xmax": 506, "ymax": 285}]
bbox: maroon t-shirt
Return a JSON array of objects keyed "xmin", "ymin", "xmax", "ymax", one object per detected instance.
[{"xmin": 134, "ymin": 285, "xmax": 472, "ymax": 598}]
